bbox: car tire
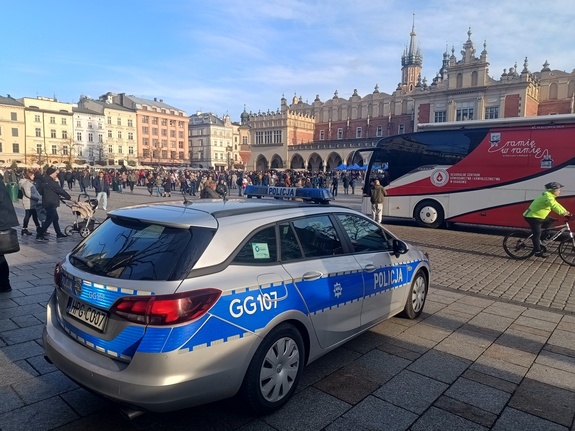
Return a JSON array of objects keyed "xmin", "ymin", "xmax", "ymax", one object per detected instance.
[
  {"xmin": 399, "ymin": 270, "xmax": 428, "ymax": 319},
  {"xmin": 414, "ymin": 200, "xmax": 444, "ymax": 229},
  {"xmin": 240, "ymin": 323, "xmax": 305, "ymax": 415}
]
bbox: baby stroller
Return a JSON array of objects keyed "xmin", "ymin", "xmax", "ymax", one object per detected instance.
[{"xmin": 63, "ymin": 194, "xmax": 101, "ymax": 238}]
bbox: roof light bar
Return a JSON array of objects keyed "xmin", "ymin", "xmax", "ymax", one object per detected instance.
[{"xmin": 245, "ymin": 186, "xmax": 334, "ymax": 204}]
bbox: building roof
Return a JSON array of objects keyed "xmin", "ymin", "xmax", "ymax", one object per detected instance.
[
  {"xmin": 122, "ymin": 95, "xmax": 183, "ymax": 112},
  {"xmin": 0, "ymin": 95, "xmax": 24, "ymax": 107}
]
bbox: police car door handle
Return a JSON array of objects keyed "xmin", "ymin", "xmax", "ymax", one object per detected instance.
[
  {"xmin": 302, "ymin": 271, "xmax": 323, "ymax": 281},
  {"xmin": 363, "ymin": 264, "xmax": 377, "ymax": 273}
]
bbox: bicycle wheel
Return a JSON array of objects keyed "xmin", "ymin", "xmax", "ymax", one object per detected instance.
[
  {"xmin": 503, "ymin": 231, "xmax": 535, "ymax": 259},
  {"xmin": 558, "ymin": 238, "xmax": 575, "ymax": 266}
]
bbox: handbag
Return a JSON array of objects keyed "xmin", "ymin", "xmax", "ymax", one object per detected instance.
[{"xmin": 0, "ymin": 228, "xmax": 20, "ymax": 254}]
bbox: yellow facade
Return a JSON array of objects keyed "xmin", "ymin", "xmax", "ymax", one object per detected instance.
[
  {"xmin": 0, "ymin": 96, "xmax": 26, "ymax": 166},
  {"xmin": 20, "ymin": 97, "xmax": 75, "ymax": 165}
]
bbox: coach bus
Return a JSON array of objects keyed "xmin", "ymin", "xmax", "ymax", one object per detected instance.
[{"xmin": 358, "ymin": 114, "xmax": 575, "ymax": 228}]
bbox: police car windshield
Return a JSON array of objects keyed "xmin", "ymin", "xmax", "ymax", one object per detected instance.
[{"xmin": 69, "ymin": 218, "xmax": 214, "ymax": 280}]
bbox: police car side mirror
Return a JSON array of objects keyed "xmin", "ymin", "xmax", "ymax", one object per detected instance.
[{"xmin": 392, "ymin": 239, "xmax": 409, "ymax": 258}]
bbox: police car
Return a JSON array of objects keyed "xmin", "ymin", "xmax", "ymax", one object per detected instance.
[{"xmin": 43, "ymin": 187, "xmax": 430, "ymax": 416}]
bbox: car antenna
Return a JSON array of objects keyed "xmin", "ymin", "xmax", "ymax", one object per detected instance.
[{"xmin": 182, "ymin": 189, "xmax": 192, "ymax": 206}]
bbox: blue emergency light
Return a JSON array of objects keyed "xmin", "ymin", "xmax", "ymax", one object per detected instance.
[{"xmin": 245, "ymin": 186, "xmax": 334, "ymax": 204}]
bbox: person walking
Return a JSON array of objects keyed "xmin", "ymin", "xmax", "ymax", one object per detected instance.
[
  {"xmin": 331, "ymin": 175, "xmax": 339, "ymax": 197},
  {"xmin": 369, "ymin": 179, "xmax": 387, "ymax": 224},
  {"xmin": 80, "ymin": 170, "xmax": 91, "ymax": 194},
  {"xmin": 523, "ymin": 182, "xmax": 571, "ymax": 258},
  {"xmin": 0, "ymin": 175, "xmax": 20, "ymax": 292},
  {"xmin": 93, "ymin": 171, "xmax": 110, "ymax": 211},
  {"xmin": 127, "ymin": 170, "xmax": 138, "ymax": 193},
  {"xmin": 18, "ymin": 169, "xmax": 41, "ymax": 236},
  {"xmin": 36, "ymin": 167, "xmax": 71, "ymax": 241}
]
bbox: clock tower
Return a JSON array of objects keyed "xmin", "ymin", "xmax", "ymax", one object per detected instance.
[{"xmin": 401, "ymin": 14, "xmax": 423, "ymax": 93}]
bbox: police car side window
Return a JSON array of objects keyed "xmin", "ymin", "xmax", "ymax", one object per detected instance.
[
  {"xmin": 232, "ymin": 226, "xmax": 277, "ymax": 264},
  {"xmin": 279, "ymin": 223, "xmax": 304, "ymax": 261},
  {"xmin": 292, "ymin": 215, "xmax": 343, "ymax": 258},
  {"xmin": 336, "ymin": 214, "xmax": 392, "ymax": 253}
]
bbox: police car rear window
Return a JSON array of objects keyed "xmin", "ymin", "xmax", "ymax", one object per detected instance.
[{"xmin": 69, "ymin": 218, "xmax": 214, "ymax": 281}]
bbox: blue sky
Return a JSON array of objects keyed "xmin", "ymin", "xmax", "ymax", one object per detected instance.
[{"xmin": 2, "ymin": 0, "xmax": 574, "ymax": 121}]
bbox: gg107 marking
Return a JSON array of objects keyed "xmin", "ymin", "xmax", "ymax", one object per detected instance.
[{"xmin": 229, "ymin": 292, "xmax": 279, "ymax": 318}]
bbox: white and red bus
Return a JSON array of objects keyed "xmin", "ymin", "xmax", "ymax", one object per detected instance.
[{"xmin": 358, "ymin": 114, "xmax": 575, "ymax": 228}]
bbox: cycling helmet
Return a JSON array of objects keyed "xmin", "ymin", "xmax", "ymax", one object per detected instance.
[{"xmin": 545, "ymin": 182, "xmax": 564, "ymax": 190}]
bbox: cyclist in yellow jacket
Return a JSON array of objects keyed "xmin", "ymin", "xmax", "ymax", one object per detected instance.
[{"xmin": 523, "ymin": 182, "xmax": 571, "ymax": 258}]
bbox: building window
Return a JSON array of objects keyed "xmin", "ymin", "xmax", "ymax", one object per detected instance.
[
  {"xmin": 129, "ymin": 146, "xmax": 134, "ymax": 155},
  {"xmin": 62, "ymin": 146, "xmax": 69, "ymax": 156},
  {"xmin": 471, "ymin": 71, "xmax": 478, "ymax": 86},
  {"xmin": 161, "ymin": 119, "xmax": 167, "ymax": 126},
  {"xmin": 118, "ymin": 146, "xmax": 123, "ymax": 154},
  {"xmin": 62, "ymin": 130, "xmax": 68, "ymax": 139},
  {"xmin": 273, "ymin": 130, "xmax": 282, "ymax": 143},
  {"xmin": 108, "ymin": 130, "xmax": 112, "ymax": 138},
  {"xmin": 549, "ymin": 83, "xmax": 558, "ymax": 100},
  {"xmin": 117, "ymin": 118, "xmax": 121, "ymax": 125},
  {"xmin": 77, "ymin": 132, "xmax": 82, "ymax": 141},
  {"xmin": 434, "ymin": 111, "xmax": 447, "ymax": 122},
  {"xmin": 12, "ymin": 143, "xmax": 19, "ymax": 153},
  {"xmin": 337, "ymin": 128, "xmax": 343, "ymax": 139},
  {"xmin": 142, "ymin": 126, "xmax": 148, "ymax": 134},
  {"xmin": 152, "ymin": 128, "xmax": 158, "ymax": 135},
  {"xmin": 50, "ymin": 116, "xmax": 56, "ymax": 124},
  {"xmin": 376, "ymin": 125, "xmax": 383, "ymax": 137},
  {"xmin": 456, "ymin": 73, "xmax": 463, "ymax": 88},
  {"xmin": 152, "ymin": 117, "xmax": 158, "ymax": 125},
  {"xmin": 76, "ymin": 120, "xmax": 81, "ymax": 127},
  {"xmin": 51, "ymin": 129, "xmax": 57, "ymax": 138},
  {"xmin": 108, "ymin": 145, "xmax": 113, "ymax": 154},
  {"xmin": 356, "ymin": 127, "xmax": 362, "ymax": 138},
  {"xmin": 398, "ymin": 124, "xmax": 405, "ymax": 134},
  {"xmin": 118, "ymin": 131, "xmax": 122, "ymax": 139},
  {"xmin": 319, "ymin": 130, "xmax": 325, "ymax": 140},
  {"xmin": 456, "ymin": 107, "xmax": 474, "ymax": 121},
  {"xmin": 88, "ymin": 133, "xmax": 93, "ymax": 142},
  {"xmin": 88, "ymin": 123, "xmax": 93, "ymax": 129},
  {"xmin": 36, "ymin": 144, "xmax": 42, "ymax": 155},
  {"xmin": 98, "ymin": 134, "xmax": 103, "ymax": 143},
  {"xmin": 35, "ymin": 114, "xmax": 41, "ymax": 122},
  {"xmin": 51, "ymin": 145, "xmax": 57, "ymax": 155},
  {"xmin": 35, "ymin": 128, "xmax": 41, "ymax": 137},
  {"xmin": 161, "ymin": 129, "xmax": 167, "ymax": 136},
  {"xmin": 242, "ymin": 136, "xmax": 247, "ymax": 145},
  {"xmin": 128, "ymin": 119, "xmax": 133, "ymax": 127},
  {"xmin": 485, "ymin": 107, "xmax": 499, "ymax": 119},
  {"xmin": 61, "ymin": 118, "xmax": 67, "ymax": 125},
  {"xmin": 11, "ymin": 128, "xmax": 18, "ymax": 137},
  {"xmin": 107, "ymin": 116, "xmax": 112, "ymax": 124},
  {"xmin": 128, "ymin": 132, "xmax": 133, "ymax": 140},
  {"xmin": 11, "ymin": 112, "xmax": 17, "ymax": 121},
  {"xmin": 142, "ymin": 116, "xmax": 149, "ymax": 123}
]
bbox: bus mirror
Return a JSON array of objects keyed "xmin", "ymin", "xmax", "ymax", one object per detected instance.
[{"xmin": 392, "ymin": 239, "xmax": 409, "ymax": 258}]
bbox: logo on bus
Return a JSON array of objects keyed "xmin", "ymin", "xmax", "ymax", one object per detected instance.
[{"xmin": 430, "ymin": 169, "xmax": 449, "ymax": 187}]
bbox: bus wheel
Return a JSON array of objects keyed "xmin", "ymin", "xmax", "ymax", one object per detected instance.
[{"xmin": 414, "ymin": 200, "xmax": 444, "ymax": 229}]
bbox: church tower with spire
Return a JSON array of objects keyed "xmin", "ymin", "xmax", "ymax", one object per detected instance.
[{"xmin": 401, "ymin": 14, "xmax": 423, "ymax": 92}]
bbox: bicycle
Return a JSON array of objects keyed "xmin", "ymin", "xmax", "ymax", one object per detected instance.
[{"xmin": 503, "ymin": 216, "xmax": 575, "ymax": 265}]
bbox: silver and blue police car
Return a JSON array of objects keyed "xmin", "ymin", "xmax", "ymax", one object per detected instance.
[{"xmin": 43, "ymin": 187, "xmax": 430, "ymax": 415}]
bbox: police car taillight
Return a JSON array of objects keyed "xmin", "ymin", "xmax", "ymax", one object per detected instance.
[{"xmin": 109, "ymin": 289, "xmax": 221, "ymax": 325}]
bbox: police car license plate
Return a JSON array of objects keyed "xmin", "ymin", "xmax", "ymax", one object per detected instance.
[{"xmin": 66, "ymin": 298, "xmax": 108, "ymax": 332}]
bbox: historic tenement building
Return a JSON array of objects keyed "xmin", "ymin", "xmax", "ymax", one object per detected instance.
[{"xmin": 245, "ymin": 25, "xmax": 575, "ymax": 172}]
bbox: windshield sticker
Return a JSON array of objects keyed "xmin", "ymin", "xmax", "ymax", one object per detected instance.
[{"xmin": 252, "ymin": 243, "xmax": 270, "ymax": 259}]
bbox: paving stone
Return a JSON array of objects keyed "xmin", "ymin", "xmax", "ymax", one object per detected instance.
[
  {"xmin": 434, "ymin": 395, "xmax": 497, "ymax": 428},
  {"xmin": 434, "ymin": 335, "xmax": 486, "ymax": 361},
  {"xmin": 400, "ymin": 322, "xmax": 452, "ymax": 343},
  {"xmin": 376, "ymin": 341, "xmax": 422, "ymax": 361},
  {"xmin": 535, "ymin": 349, "xmax": 575, "ymax": 375},
  {"xmin": 483, "ymin": 343, "xmax": 537, "ymax": 368},
  {"xmin": 470, "ymin": 354, "xmax": 529, "ymax": 384},
  {"xmin": 369, "ymin": 320, "xmax": 409, "ymax": 337},
  {"xmin": 525, "ymin": 363, "xmax": 575, "ymax": 392},
  {"xmin": 467, "ymin": 312, "xmax": 514, "ymax": 334},
  {"xmin": 462, "ymin": 369, "xmax": 518, "ymax": 394},
  {"xmin": 388, "ymin": 332, "xmax": 438, "ymax": 354},
  {"xmin": 483, "ymin": 302, "xmax": 526, "ymax": 319},
  {"xmin": 314, "ymin": 364, "xmax": 381, "ymax": 405},
  {"xmin": 547, "ymin": 329, "xmax": 575, "ymax": 351},
  {"xmin": 0, "ymin": 358, "xmax": 39, "ymax": 386},
  {"xmin": 514, "ymin": 315, "xmax": 559, "ymax": 332},
  {"xmin": 521, "ymin": 308, "xmax": 563, "ymax": 323},
  {"xmin": 26, "ymin": 353, "xmax": 58, "ymax": 375},
  {"xmin": 344, "ymin": 330, "xmax": 388, "ymax": 354},
  {"xmin": 407, "ymin": 349, "xmax": 471, "ymax": 384},
  {"xmin": 12, "ymin": 370, "xmax": 78, "ymax": 403},
  {"xmin": 60, "ymin": 387, "xmax": 114, "ymax": 417},
  {"xmin": 10, "ymin": 314, "xmax": 42, "ymax": 328},
  {"xmin": 496, "ymin": 327, "xmax": 549, "ymax": 355},
  {"xmin": 350, "ymin": 349, "xmax": 411, "ymax": 385},
  {"xmin": 0, "ymin": 340, "xmax": 44, "ymax": 362},
  {"xmin": 342, "ymin": 395, "xmax": 417, "ymax": 431},
  {"xmin": 410, "ymin": 406, "xmax": 488, "ymax": 431},
  {"xmin": 492, "ymin": 407, "xmax": 569, "ymax": 431},
  {"xmin": 0, "ymin": 318, "xmax": 19, "ymax": 331},
  {"xmin": 444, "ymin": 377, "xmax": 510, "ymax": 414},
  {"xmin": 447, "ymin": 326, "xmax": 497, "ymax": 349},
  {"xmin": 509, "ymin": 322, "xmax": 554, "ymax": 338},
  {"xmin": 324, "ymin": 416, "xmax": 372, "ymax": 431},
  {"xmin": 263, "ymin": 387, "xmax": 350, "ymax": 431},
  {"xmin": 455, "ymin": 296, "xmax": 494, "ymax": 309},
  {"xmin": 373, "ymin": 369, "xmax": 448, "ymax": 414},
  {"xmin": 0, "ymin": 386, "xmax": 24, "ymax": 414},
  {"xmin": 299, "ymin": 347, "xmax": 361, "ymax": 390},
  {"xmin": 508, "ymin": 378, "xmax": 575, "ymax": 427},
  {"xmin": 0, "ymin": 396, "xmax": 79, "ymax": 431},
  {"xmin": 0, "ymin": 324, "xmax": 43, "ymax": 344}
]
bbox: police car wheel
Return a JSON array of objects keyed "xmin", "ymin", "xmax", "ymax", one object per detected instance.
[
  {"xmin": 400, "ymin": 270, "xmax": 428, "ymax": 319},
  {"xmin": 241, "ymin": 323, "xmax": 305, "ymax": 414}
]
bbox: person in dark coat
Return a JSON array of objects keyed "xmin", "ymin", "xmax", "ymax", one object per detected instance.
[
  {"xmin": 0, "ymin": 176, "xmax": 20, "ymax": 292},
  {"xmin": 36, "ymin": 167, "xmax": 71, "ymax": 241}
]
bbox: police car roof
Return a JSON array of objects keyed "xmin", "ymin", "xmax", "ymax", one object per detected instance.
[{"xmin": 108, "ymin": 198, "xmax": 344, "ymax": 229}]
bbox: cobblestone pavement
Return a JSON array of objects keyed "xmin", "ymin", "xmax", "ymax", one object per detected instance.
[{"xmin": 0, "ymin": 186, "xmax": 574, "ymax": 430}]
